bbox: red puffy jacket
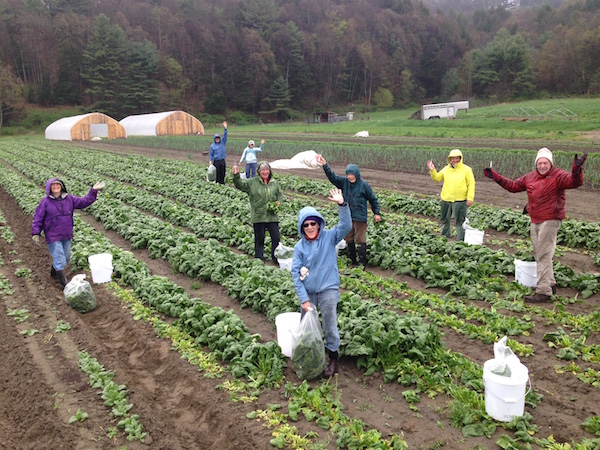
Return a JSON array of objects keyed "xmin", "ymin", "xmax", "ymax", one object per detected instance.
[{"xmin": 496, "ymin": 167, "xmax": 583, "ymax": 224}]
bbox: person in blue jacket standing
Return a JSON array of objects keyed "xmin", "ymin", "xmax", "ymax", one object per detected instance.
[
  {"xmin": 239, "ymin": 138, "xmax": 265, "ymax": 178},
  {"xmin": 291, "ymin": 188, "xmax": 352, "ymax": 377},
  {"xmin": 209, "ymin": 121, "xmax": 228, "ymax": 184},
  {"xmin": 316, "ymin": 154, "xmax": 381, "ymax": 267}
]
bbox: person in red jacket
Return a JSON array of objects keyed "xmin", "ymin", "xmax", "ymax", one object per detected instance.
[{"xmin": 484, "ymin": 147, "xmax": 587, "ymax": 303}]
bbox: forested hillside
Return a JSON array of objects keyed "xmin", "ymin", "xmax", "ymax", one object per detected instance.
[{"xmin": 1, "ymin": 0, "xmax": 600, "ymax": 122}]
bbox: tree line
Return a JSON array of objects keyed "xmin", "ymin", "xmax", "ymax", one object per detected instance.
[{"xmin": 1, "ymin": 0, "xmax": 600, "ymax": 123}]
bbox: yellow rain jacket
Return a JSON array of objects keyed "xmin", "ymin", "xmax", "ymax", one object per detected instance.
[{"xmin": 430, "ymin": 149, "xmax": 475, "ymax": 202}]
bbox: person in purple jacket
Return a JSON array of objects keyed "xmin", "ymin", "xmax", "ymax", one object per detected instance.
[{"xmin": 32, "ymin": 178, "xmax": 105, "ymax": 288}]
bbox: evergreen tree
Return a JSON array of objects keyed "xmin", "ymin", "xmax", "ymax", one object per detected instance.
[
  {"xmin": 261, "ymin": 75, "xmax": 292, "ymax": 121},
  {"xmin": 81, "ymin": 14, "xmax": 128, "ymax": 117}
]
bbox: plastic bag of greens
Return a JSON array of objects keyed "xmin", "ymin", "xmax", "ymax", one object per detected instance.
[
  {"xmin": 489, "ymin": 336, "xmax": 521, "ymax": 377},
  {"xmin": 291, "ymin": 305, "xmax": 326, "ymax": 380},
  {"xmin": 64, "ymin": 274, "xmax": 97, "ymax": 313},
  {"xmin": 207, "ymin": 164, "xmax": 217, "ymax": 182},
  {"xmin": 274, "ymin": 242, "xmax": 294, "ymax": 260}
]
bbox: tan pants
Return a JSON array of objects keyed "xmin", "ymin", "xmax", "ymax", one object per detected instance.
[
  {"xmin": 345, "ymin": 221, "xmax": 368, "ymax": 244},
  {"xmin": 530, "ymin": 220, "xmax": 561, "ymax": 296}
]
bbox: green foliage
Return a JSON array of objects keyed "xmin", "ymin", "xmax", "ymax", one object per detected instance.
[{"xmin": 373, "ymin": 87, "xmax": 394, "ymax": 108}]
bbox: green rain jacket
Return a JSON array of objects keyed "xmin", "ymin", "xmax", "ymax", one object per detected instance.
[{"xmin": 233, "ymin": 161, "xmax": 283, "ymax": 224}]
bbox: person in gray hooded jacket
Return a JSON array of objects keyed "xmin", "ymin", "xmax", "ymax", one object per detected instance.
[{"xmin": 316, "ymin": 155, "xmax": 381, "ymax": 267}]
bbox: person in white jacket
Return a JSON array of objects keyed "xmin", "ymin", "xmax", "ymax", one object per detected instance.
[{"xmin": 239, "ymin": 138, "xmax": 265, "ymax": 178}]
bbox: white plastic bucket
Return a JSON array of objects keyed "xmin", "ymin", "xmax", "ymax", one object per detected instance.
[
  {"xmin": 515, "ymin": 259, "xmax": 537, "ymax": 288},
  {"xmin": 279, "ymin": 258, "xmax": 292, "ymax": 272},
  {"xmin": 88, "ymin": 253, "xmax": 113, "ymax": 284},
  {"xmin": 275, "ymin": 312, "xmax": 301, "ymax": 357},
  {"xmin": 464, "ymin": 228, "xmax": 484, "ymax": 245},
  {"xmin": 483, "ymin": 359, "xmax": 530, "ymax": 422}
]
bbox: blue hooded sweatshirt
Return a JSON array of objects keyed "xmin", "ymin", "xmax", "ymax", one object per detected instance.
[
  {"xmin": 323, "ymin": 163, "xmax": 380, "ymax": 222},
  {"xmin": 291, "ymin": 204, "xmax": 352, "ymax": 303},
  {"xmin": 209, "ymin": 128, "xmax": 228, "ymax": 161}
]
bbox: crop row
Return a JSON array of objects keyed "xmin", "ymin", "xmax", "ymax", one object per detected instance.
[
  {"xmin": 103, "ymin": 136, "xmax": 600, "ymax": 188},
  {"xmin": 0, "ymin": 171, "xmax": 415, "ymax": 448},
  {"xmin": 3, "ymin": 147, "xmax": 600, "ymax": 446},
  {"xmin": 6, "ymin": 143, "xmax": 599, "ymax": 301}
]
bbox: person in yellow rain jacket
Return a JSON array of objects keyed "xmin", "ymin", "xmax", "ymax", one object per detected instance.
[{"xmin": 427, "ymin": 149, "xmax": 475, "ymax": 241}]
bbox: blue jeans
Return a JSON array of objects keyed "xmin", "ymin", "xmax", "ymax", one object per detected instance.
[
  {"xmin": 47, "ymin": 240, "xmax": 72, "ymax": 270},
  {"xmin": 245, "ymin": 162, "xmax": 257, "ymax": 178},
  {"xmin": 301, "ymin": 289, "xmax": 340, "ymax": 353}
]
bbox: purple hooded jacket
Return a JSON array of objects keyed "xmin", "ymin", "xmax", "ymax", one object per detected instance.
[{"xmin": 32, "ymin": 178, "xmax": 98, "ymax": 243}]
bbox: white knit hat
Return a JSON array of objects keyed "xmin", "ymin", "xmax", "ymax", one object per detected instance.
[{"xmin": 535, "ymin": 147, "xmax": 553, "ymax": 165}]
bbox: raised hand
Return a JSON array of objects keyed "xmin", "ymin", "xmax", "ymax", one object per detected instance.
[
  {"xmin": 427, "ymin": 160, "xmax": 435, "ymax": 171},
  {"xmin": 93, "ymin": 182, "xmax": 105, "ymax": 190},
  {"xmin": 328, "ymin": 188, "xmax": 344, "ymax": 205}
]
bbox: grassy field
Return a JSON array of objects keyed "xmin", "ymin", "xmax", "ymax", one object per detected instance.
[{"xmin": 205, "ymin": 98, "xmax": 600, "ymax": 141}]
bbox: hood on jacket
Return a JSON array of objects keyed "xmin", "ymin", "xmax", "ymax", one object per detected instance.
[
  {"xmin": 297, "ymin": 206, "xmax": 325, "ymax": 237},
  {"xmin": 213, "ymin": 134, "xmax": 221, "ymax": 143},
  {"xmin": 345, "ymin": 164, "xmax": 361, "ymax": 181},
  {"xmin": 46, "ymin": 178, "xmax": 67, "ymax": 197},
  {"xmin": 447, "ymin": 149, "xmax": 463, "ymax": 165},
  {"xmin": 257, "ymin": 160, "xmax": 272, "ymax": 181}
]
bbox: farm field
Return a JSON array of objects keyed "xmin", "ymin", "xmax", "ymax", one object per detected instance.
[{"xmin": 1, "ymin": 136, "xmax": 599, "ymax": 449}]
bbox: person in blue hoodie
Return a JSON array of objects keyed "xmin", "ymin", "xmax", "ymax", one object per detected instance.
[
  {"xmin": 291, "ymin": 188, "xmax": 352, "ymax": 377},
  {"xmin": 316, "ymin": 154, "xmax": 381, "ymax": 267},
  {"xmin": 209, "ymin": 121, "xmax": 228, "ymax": 184}
]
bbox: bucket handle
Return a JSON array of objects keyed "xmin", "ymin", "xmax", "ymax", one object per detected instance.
[{"xmin": 489, "ymin": 376, "xmax": 532, "ymax": 403}]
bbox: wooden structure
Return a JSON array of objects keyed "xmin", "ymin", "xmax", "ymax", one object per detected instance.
[
  {"xmin": 119, "ymin": 110, "xmax": 204, "ymax": 136},
  {"xmin": 45, "ymin": 113, "xmax": 126, "ymax": 141}
]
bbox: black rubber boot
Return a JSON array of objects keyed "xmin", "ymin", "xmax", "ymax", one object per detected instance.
[
  {"xmin": 323, "ymin": 350, "xmax": 339, "ymax": 377},
  {"xmin": 50, "ymin": 266, "xmax": 57, "ymax": 279},
  {"xmin": 347, "ymin": 242, "xmax": 358, "ymax": 266},
  {"xmin": 357, "ymin": 243, "xmax": 367, "ymax": 267},
  {"xmin": 56, "ymin": 270, "xmax": 68, "ymax": 289}
]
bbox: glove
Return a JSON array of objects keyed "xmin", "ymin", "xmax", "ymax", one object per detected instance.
[
  {"xmin": 483, "ymin": 167, "xmax": 502, "ymax": 184},
  {"xmin": 32, "ymin": 235, "xmax": 40, "ymax": 246},
  {"xmin": 572, "ymin": 153, "xmax": 588, "ymax": 173},
  {"xmin": 299, "ymin": 266, "xmax": 309, "ymax": 281},
  {"xmin": 522, "ymin": 204, "xmax": 529, "ymax": 216},
  {"xmin": 93, "ymin": 182, "xmax": 105, "ymax": 190}
]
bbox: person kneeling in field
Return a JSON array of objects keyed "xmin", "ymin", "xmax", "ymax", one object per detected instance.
[
  {"xmin": 32, "ymin": 178, "xmax": 105, "ymax": 288},
  {"xmin": 427, "ymin": 149, "xmax": 475, "ymax": 241},
  {"xmin": 484, "ymin": 147, "xmax": 587, "ymax": 303},
  {"xmin": 316, "ymin": 154, "xmax": 381, "ymax": 267},
  {"xmin": 292, "ymin": 188, "xmax": 352, "ymax": 377},
  {"xmin": 232, "ymin": 161, "xmax": 282, "ymax": 265}
]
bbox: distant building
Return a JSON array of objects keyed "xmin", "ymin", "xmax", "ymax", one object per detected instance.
[
  {"xmin": 45, "ymin": 113, "xmax": 126, "ymax": 141},
  {"xmin": 120, "ymin": 110, "xmax": 204, "ymax": 136}
]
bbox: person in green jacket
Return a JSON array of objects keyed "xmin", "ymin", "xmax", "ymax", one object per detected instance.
[
  {"xmin": 427, "ymin": 149, "xmax": 475, "ymax": 241},
  {"xmin": 316, "ymin": 154, "xmax": 381, "ymax": 267},
  {"xmin": 232, "ymin": 161, "xmax": 283, "ymax": 264}
]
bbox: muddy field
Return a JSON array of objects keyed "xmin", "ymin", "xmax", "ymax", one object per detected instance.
[{"xmin": 1, "ymin": 141, "xmax": 599, "ymax": 449}]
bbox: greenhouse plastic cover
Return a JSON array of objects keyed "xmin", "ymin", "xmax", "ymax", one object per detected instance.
[
  {"xmin": 119, "ymin": 111, "xmax": 176, "ymax": 136},
  {"xmin": 270, "ymin": 150, "xmax": 322, "ymax": 170}
]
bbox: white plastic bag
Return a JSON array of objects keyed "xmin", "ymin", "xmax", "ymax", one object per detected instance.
[
  {"xmin": 206, "ymin": 164, "xmax": 216, "ymax": 182},
  {"xmin": 291, "ymin": 305, "xmax": 327, "ymax": 380},
  {"xmin": 274, "ymin": 242, "xmax": 294, "ymax": 260},
  {"xmin": 63, "ymin": 274, "xmax": 97, "ymax": 313},
  {"xmin": 335, "ymin": 239, "xmax": 347, "ymax": 255},
  {"xmin": 489, "ymin": 336, "xmax": 521, "ymax": 377}
]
